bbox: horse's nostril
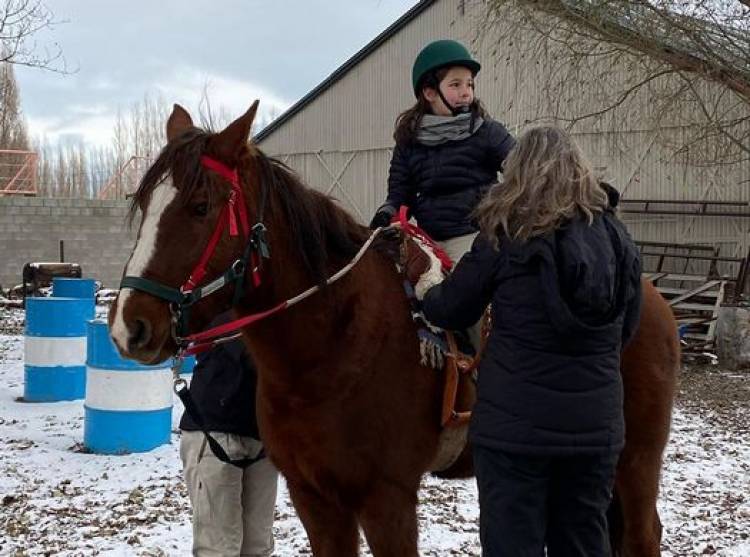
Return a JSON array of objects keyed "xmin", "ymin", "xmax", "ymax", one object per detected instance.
[{"xmin": 128, "ymin": 318, "xmax": 152, "ymax": 351}]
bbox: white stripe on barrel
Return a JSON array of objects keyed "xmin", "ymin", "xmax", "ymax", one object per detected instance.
[
  {"xmin": 24, "ymin": 336, "xmax": 87, "ymax": 367},
  {"xmin": 85, "ymin": 368, "xmax": 173, "ymax": 411}
]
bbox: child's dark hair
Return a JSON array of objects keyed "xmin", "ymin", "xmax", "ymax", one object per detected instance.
[{"xmin": 394, "ymin": 67, "xmax": 488, "ymax": 145}]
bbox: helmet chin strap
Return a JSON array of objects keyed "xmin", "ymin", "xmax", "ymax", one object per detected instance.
[{"xmin": 436, "ymin": 85, "xmax": 470, "ymax": 116}]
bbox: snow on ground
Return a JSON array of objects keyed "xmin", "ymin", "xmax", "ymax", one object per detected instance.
[{"xmin": 0, "ymin": 305, "xmax": 748, "ymax": 556}]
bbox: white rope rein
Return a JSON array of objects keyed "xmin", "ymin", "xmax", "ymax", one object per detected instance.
[{"xmin": 285, "ymin": 226, "xmax": 387, "ymax": 308}]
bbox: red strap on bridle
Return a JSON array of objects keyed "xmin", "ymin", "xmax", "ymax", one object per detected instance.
[
  {"xmin": 395, "ymin": 205, "xmax": 453, "ymax": 272},
  {"xmin": 182, "ymin": 157, "xmax": 252, "ymax": 291},
  {"xmin": 182, "ymin": 301, "xmax": 289, "ymax": 355},
  {"xmin": 200, "ymin": 156, "xmax": 249, "ymax": 234}
]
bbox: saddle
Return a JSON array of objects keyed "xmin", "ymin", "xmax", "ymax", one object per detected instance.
[{"xmin": 393, "ymin": 223, "xmax": 490, "ymax": 429}]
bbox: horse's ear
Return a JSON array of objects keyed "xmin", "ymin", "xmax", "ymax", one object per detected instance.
[
  {"xmin": 166, "ymin": 104, "xmax": 194, "ymax": 142},
  {"xmin": 212, "ymin": 100, "xmax": 259, "ymax": 163}
]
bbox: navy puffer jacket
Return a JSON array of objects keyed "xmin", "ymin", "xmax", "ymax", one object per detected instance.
[
  {"xmin": 384, "ymin": 118, "xmax": 515, "ymax": 240},
  {"xmin": 421, "ymin": 211, "xmax": 642, "ymax": 455}
]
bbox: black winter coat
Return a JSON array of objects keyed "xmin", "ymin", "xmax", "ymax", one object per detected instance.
[
  {"xmin": 384, "ymin": 118, "xmax": 515, "ymax": 240},
  {"xmin": 421, "ymin": 211, "xmax": 642, "ymax": 455},
  {"xmin": 179, "ymin": 317, "xmax": 259, "ymax": 438}
]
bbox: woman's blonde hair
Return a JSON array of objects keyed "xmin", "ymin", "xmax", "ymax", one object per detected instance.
[{"xmin": 477, "ymin": 125, "xmax": 608, "ymax": 245}]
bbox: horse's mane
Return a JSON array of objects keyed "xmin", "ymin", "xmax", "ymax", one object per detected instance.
[
  {"xmin": 130, "ymin": 128, "xmax": 369, "ymax": 286},
  {"xmin": 250, "ymin": 152, "xmax": 370, "ymax": 285}
]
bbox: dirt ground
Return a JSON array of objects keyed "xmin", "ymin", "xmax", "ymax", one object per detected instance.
[
  {"xmin": 678, "ymin": 361, "xmax": 749, "ymax": 435},
  {"xmin": 1, "ymin": 305, "xmax": 748, "ymax": 554}
]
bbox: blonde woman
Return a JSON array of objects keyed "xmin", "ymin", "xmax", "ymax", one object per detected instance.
[{"xmin": 414, "ymin": 126, "xmax": 642, "ymax": 556}]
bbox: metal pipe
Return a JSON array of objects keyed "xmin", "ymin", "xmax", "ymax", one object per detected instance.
[{"xmin": 621, "ymin": 208, "xmax": 750, "ymax": 217}]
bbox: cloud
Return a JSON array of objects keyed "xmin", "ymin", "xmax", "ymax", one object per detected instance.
[
  {"xmin": 153, "ymin": 66, "xmax": 291, "ymax": 126},
  {"xmin": 17, "ymin": 0, "xmax": 418, "ymax": 148},
  {"xmin": 27, "ymin": 113, "xmax": 118, "ymax": 147},
  {"xmin": 24, "ymin": 66, "xmax": 291, "ymax": 148}
]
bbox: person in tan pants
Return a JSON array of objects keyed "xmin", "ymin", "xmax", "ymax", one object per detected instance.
[{"xmin": 180, "ymin": 313, "xmax": 278, "ymax": 557}]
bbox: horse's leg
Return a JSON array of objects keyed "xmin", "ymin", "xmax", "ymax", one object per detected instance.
[
  {"xmin": 612, "ymin": 445, "xmax": 665, "ymax": 557},
  {"xmin": 613, "ymin": 282, "xmax": 678, "ymax": 557},
  {"xmin": 359, "ymin": 481, "xmax": 419, "ymax": 557},
  {"xmin": 287, "ymin": 481, "xmax": 360, "ymax": 557},
  {"xmin": 615, "ymin": 358, "xmax": 676, "ymax": 556}
]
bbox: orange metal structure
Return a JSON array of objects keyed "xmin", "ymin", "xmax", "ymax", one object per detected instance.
[
  {"xmin": 97, "ymin": 155, "xmax": 153, "ymax": 200},
  {"xmin": 0, "ymin": 150, "xmax": 38, "ymax": 196}
]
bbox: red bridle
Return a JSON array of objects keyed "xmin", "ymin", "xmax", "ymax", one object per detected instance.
[
  {"xmin": 183, "ymin": 156, "xmax": 254, "ymax": 291},
  {"xmin": 177, "ymin": 155, "xmax": 276, "ymax": 354}
]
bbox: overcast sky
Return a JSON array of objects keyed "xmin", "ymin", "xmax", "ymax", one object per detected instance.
[{"xmin": 15, "ymin": 0, "xmax": 418, "ymax": 147}]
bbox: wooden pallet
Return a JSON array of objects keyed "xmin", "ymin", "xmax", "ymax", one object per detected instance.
[{"xmin": 645, "ymin": 273, "xmax": 725, "ymax": 349}]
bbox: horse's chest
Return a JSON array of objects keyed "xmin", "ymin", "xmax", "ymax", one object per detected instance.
[{"xmin": 258, "ymin": 400, "xmax": 339, "ymax": 470}]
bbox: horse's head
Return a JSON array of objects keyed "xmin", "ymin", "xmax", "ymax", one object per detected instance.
[{"xmin": 109, "ymin": 101, "xmax": 261, "ymax": 364}]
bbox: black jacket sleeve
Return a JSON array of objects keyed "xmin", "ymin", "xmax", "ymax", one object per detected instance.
[
  {"xmin": 421, "ymin": 236, "xmax": 503, "ymax": 330},
  {"xmin": 384, "ymin": 143, "xmax": 415, "ymax": 211},
  {"xmin": 486, "ymin": 120, "xmax": 516, "ymax": 173}
]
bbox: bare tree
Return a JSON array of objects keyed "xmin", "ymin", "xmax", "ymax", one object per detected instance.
[
  {"xmin": 481, "ymin": 0, "xmax": 750, "ymax": 165},
  {"xmin": 198, "ymin": 81, "xmax": 233, "ymax": 131},
  {"xmin": 0, "ymin": 0, "xmax": 66, "ymax": 71},
  {"xmin": 35, "ymin": 91, "xmax": 248, "ymax": 197},
  {"xmin": 33, "ymin": 135, "xmax": 51, "ymax": 194},
  {"xmin": 254, "ymin": 106, "xmax": 280, "ymax": 136},
  {"xmin": 0, "ymin": 60, "xmax": 29, "ymax": 149}
]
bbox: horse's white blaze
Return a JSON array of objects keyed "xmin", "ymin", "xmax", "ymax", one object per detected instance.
[{"xmin": 111, "ymin": 182, "xmax": 177, "ymax": 351}]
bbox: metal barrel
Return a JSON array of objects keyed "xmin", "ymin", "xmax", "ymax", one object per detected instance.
[
  {"xmin": 84, "ymin": 320, "xmax": 173, "ymax": 454},
  {"xmin": 178, "ymin": 355, "xmax": 196, "ymax": 375},
  {"xmin": 52, "ymin": 277, "xmax": 96, "ymax": 299},
  {"xmin": 24, "ymin": 297, "xmax": 94, "ymax": 401}
]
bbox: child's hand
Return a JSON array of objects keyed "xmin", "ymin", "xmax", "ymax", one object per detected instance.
[
  {"xmin": 371, "ymin": 227, "xmax": 403, "ymax": 262},
  {"xmin": 368, "ymin": 205, "xmax": 396, "ymax": 229}
]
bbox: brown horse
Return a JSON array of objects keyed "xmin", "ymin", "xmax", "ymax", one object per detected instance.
[{"xmin": 109, "ymin": 102, "xmax": 678, "ymax": 557}]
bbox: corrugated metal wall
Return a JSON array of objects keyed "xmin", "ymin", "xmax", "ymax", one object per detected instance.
[{"xmin": 258, "ymin": 0, "xmax": 749, "ymax": 264}]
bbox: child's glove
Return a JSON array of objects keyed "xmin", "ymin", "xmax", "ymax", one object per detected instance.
[{"xmin": 368, "ymin": 204, "xmax": 396, "ymax": 229}]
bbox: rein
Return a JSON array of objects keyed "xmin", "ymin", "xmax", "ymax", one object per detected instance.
[{"xmin": 181, "ymin": 226, "xmax": 387, "ymax": 353}]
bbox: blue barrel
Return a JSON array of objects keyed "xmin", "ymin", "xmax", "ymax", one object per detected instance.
[
  {"xmin": 52, "ymin": 277, "xmax": 96, "ymax": 299},
  {"xmin": 84, "ymin": 320, "xmax": 173, "ymax": 454},
  {"xmin": 24, "ymin": 297, "xmax": 94, "ymax": 401},
  {"xmin": 177, "ymin": 355, "xmax": 196, "ymax": 375}
]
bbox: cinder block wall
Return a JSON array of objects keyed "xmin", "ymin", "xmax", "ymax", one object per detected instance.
[{"xmin": 0, "ymin": 197, "xmax": 139, "ymax": 289}]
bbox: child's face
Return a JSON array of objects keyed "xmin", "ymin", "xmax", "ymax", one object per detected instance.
[{"xmin": 422, "ymin": 66, "xmax": 475, "ymax": 116}]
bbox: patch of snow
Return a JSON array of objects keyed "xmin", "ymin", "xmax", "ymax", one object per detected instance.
[{"xmin": 0, "ymin": 322, "xmax": 748, "ymax": 555}]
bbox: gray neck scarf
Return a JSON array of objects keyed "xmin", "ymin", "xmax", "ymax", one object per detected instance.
[{"xmin": 416, "ymin": 113, "xmax": 484, "ymax": 146}]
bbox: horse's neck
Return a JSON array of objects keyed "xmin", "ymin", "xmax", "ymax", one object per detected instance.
[
  {"xmin": 238, "ymin": 154, "xmax": 380, "ymax": 375},
  {"xmin": 240, "ymin": 257, "xmax": 360, "ymax": 389}
]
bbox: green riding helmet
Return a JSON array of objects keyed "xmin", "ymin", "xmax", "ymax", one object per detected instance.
[{"xmin": 411, "ymin": 39, "xmax": 481, "ymax": 97}]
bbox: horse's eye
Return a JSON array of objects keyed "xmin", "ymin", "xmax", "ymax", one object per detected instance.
[{"xmin": 193, "ymin": 202, "xmax": 209, "ymax": 217}]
